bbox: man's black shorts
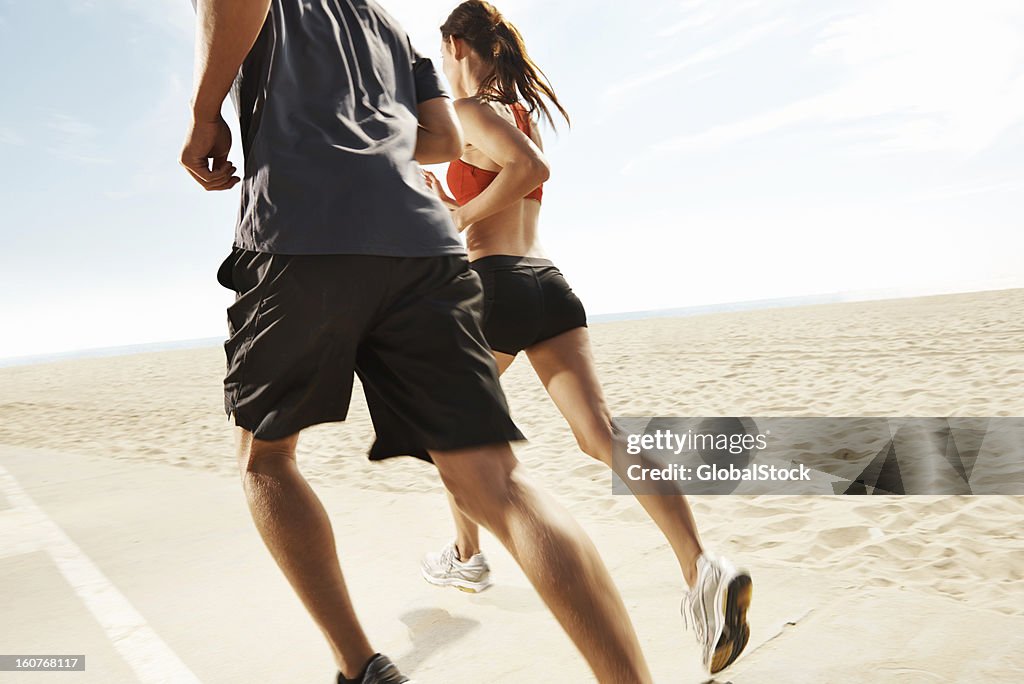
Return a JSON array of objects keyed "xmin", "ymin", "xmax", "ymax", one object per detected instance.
[{"xmin": 217, "ymin": 248, "xmax": 525, "ymax": 461}]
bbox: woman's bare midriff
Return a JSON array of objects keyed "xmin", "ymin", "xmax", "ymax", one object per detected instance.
[{"xmin": 465, "ymin": 196, "xmax": 546, "ymax": 262}]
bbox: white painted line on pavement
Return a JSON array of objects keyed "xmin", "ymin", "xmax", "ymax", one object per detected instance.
[{"xmin": 0, "ymin": 465, "xmax": 202, "ymax": 684}]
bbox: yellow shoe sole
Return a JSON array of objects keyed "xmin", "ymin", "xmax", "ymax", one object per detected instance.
[{"xmin": 710, "ymin": 573, "xmax": 753, "ymax": 674}]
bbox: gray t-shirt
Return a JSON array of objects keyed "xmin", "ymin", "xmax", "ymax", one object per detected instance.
[{"xmin": 220, "ymin": 0, "xmax": 463, "ymax": 256}]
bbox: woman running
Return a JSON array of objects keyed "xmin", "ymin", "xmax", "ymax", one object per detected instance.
[{"xmin": 420, "ymin": 1, "xmax": 753, "ymax": 674}]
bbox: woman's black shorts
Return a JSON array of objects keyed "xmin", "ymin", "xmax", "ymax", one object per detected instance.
[{"xmin": 470, "ymin": 255, "xmax": 588, "ymax": 356}]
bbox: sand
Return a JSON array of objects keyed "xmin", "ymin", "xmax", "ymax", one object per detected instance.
[{"xmin": 1, "ymin": 288, "xmax": 1023, "ymax": 682}]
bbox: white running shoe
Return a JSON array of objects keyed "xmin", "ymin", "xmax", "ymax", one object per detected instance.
[
  {"xmin": 682, "ymin": 553, "xmax": 753, "ymax": 674},
  {"xmin": 421, "ymin": 542, "xmax": 493, "ymax": 593}
]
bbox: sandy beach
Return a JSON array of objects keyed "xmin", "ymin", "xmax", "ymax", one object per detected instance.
[{"xmin": 2, "ymin": 288, "xmax": 1023, "ymax": 683}]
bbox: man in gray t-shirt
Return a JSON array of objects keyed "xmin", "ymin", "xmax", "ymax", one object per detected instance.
[
  {"xmin": 228, "ymin": 1, "xmax": 464, "ymax": 255},
  {"xmin": 190, "ymin": 0, "xmax": 463, "ymax": 256},
  {"xmin": 180, "ymin": 2, "xmax": 651, "ymax": 683}
]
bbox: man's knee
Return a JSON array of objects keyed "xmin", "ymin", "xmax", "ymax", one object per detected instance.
[
  {"xmin": 235, "ymin": 427, "xmax": 299, "ymax": 480},
  {"xmin": 431, "ymin": 443, "xmax": 521, "ymax": 535},
  {"xmin": 447, "ymin": 484, "xmax": 515, "ymax": 536}
]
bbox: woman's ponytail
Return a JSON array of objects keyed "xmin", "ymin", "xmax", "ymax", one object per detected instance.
[{"xmin": 441, "ymin": 1, "xmax": 570, "ymax": 129}]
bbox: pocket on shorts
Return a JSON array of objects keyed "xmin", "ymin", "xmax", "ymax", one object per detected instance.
[
  {"xmin": 216, "ymin": 249, "xmax": 239, "ymax": 291},
  {"xmin": 223, "ymin": 250, "xmax": 277, "ymax": 338}
]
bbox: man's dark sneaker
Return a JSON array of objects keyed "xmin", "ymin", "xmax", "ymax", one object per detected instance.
[{"xmin": 337, "ymin": 654, "xmax": 411, "ymax": 684}]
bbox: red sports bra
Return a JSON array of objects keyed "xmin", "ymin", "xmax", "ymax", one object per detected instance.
[{"xmin": 447, "ymin": 102, "xmax": 544, "ymax": 206}]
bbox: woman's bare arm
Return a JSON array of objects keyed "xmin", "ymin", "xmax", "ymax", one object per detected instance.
[{"xmin": 450, "ymin": 98, "xmax": 549, "ymax": 231}]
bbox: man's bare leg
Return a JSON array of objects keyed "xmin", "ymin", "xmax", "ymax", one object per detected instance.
[
  {"xmin": 236, "ymin": 428, "xmax": 375, "ymax": 680},
  {"xmin": 446, "ymin": 350, "xmax": 517, "ymax": 561},
  {"xmin": 431, "ymin": 443, "xmax": 652, "ymax": 684}
]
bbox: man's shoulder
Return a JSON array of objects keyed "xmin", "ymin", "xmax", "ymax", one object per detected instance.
[{"xmin": 363, "ymin": 0, "xmax": 410, "ymax": 43}]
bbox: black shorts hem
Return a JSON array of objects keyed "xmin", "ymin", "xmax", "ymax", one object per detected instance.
[
  {"xmin": 228, "ymin": 409, "xmax": 351, "ymax": 443},
  {"xmin": 527, "ymin": 322, "xmax": 589, "ymax": 352},
  {"xmin": 488, "ymin": 343, "xmax": 522, "ymax": 356},
  {"xmin": 368, "ymin": 427, "xmax": 527, "ymax": 463},
  {"xmin": 229, "ymin": 408, "xmax": 525, "ymax": 463}
]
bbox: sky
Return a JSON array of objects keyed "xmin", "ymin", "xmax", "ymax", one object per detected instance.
[{"xmin": 1, "ymin": 0, "xmax": 1022, "ymax": 359}]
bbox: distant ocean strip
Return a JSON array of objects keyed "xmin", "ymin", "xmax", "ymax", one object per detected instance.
[{"xmin": 0, "ymin": 291, "xmax": 868, "ymax": 368}]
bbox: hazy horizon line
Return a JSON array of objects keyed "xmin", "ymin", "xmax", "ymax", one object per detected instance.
[{"xmin": 2, "ymin": 284, "xmax": 1018, "ymax": 369}]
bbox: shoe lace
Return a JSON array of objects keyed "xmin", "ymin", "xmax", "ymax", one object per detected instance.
[
  {"xmin": 441, "ymin": 542, "xmax": 459, "ymax": 571},
  {"xmin": 682, "ymin": 590, "xmax": 707, "ymax": 645}
]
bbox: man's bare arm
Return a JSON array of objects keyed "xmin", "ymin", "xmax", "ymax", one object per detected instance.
[
  {"xmin": 180, "ymin": 0, "xmax": 271, "ymax": 191},
  {"xmin": 415, "ymin": 97, "xmax": 464, "ymax": 164},
  {"xmin": 191, "ymin": 0, "xmax": 271, "ymax": 121}
]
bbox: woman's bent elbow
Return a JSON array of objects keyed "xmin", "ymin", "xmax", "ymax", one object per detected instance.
[{"xmin": 530, "ymin": 157, "xmax": 551, "ymax": 185}]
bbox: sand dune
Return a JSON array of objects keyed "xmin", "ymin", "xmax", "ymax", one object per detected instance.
[{"xmin": 1, "ymin": 288, "xmax": 1022, "ymax": 682}]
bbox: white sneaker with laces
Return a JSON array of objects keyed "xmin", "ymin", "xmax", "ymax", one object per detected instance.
[
  {"xmin": 421, "ymin": 542, "xmax": 493, "ymax": 593},
  {"xmin": 682, "ymin": 552, "xmax": 753, "ymax": 674}
]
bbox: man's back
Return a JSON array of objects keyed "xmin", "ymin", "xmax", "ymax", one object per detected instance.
[{"xmin": 230, "ymin": 0, "xmax": 462, "ymax": 256}]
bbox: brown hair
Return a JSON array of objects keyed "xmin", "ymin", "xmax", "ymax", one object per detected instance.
[{"xmin": 441, "ymin": 1, "xmax": 570, "ymax": 128}]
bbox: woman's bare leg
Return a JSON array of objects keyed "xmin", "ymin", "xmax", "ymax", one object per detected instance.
[{"xmin": 525, "ymin": 327, "xmax": 704, "ymax": 588}]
